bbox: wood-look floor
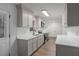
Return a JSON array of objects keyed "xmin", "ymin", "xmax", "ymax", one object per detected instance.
[{"xmin": 32, "ymin": 37, "xmax": 56, "ymax": 56}]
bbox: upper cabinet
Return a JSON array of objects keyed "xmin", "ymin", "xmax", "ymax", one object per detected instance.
[
  {"xmin": 16, "ymin": 4, "xmax": 23, "ymax": 27},
  {"xmin": 16, "ymin": 4, "xmax": 44, "ymax": 32},
  {"xmin": 16, "ymin": 4, "xmax": 34, "ymax": 28},
  {"xmin": 67, "ymin": 3, "xmax": 79, "ymax": 26},
  {"xmin": 22, "ymin": 9, "xmax": 28, "ymax": 27}
]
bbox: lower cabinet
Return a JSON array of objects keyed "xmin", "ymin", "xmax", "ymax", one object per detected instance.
[
  {"xmin": 37, "ymin": 35, "xmax": 44, "ymax": 48},
  {"xmin": 32, "ymin": 38, "xmax": 37, "ymax": 51},
  {"xmin": 28, "ymin": 39, "xmax": 33, "ymax": 55},
  {"xmin": 56, "ymin": 44, "xmax": 79, "ymax": 56},
  {"xmin": 17, "ymin": 34, "xmax": 44, "ymax": 56},
  {"xmin": 28, "ymin": 38, "xmax": 37, "ymax": 55}
]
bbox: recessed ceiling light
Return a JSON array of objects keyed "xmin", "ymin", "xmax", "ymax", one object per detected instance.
[{"xmin": 41, "ymin": 9, "xmax": 49, "ymax": 17}]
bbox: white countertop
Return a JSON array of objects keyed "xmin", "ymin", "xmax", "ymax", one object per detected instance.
[
  {"xmin": 17, "ymin": 33, "xmax": 43, "ymax": 40},
  {"xmin": 55, "ymin": 35, "xmax": 79, "ymax": 47}
]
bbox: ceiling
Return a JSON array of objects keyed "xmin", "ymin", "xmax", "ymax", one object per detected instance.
[
  {"xmin": 22, "ymin": 3, "xmax": 65, "ymax": 16},
  {"xmin": 21, "ymin": 3, "xmax": 66, "ymax": 22}
]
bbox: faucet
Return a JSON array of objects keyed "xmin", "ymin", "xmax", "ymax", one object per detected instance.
[
  {"xmin": 29, "ymin": 27, "xmax": 36, "ymax": 35},
  {"xmin": 32, "ymin": 28, "xmax": 36, "ymax": 35}
]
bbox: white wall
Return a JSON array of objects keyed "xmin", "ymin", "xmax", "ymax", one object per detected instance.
[
  {"xmin": 43, "ymin": 16, "xmax": 62, "ymax": 37},
  {"xmin": 42, "ymin": 4, "xmax": 67, "ymax": 37},
  {"xmin": 66, "ymin": 27, "xmax": 79, "ymax": 35},
  {"xmin": 0, "ymin": 3, "xmax": 17, "ymax": 56},
  {"xmin": 17, "ymin": 27, "xmax": 30, "ymax": 36}
]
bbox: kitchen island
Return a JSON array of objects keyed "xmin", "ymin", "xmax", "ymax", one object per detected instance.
[{"xmin": 55, "ymin": 35, "xmax": 79, "ymax": 56}]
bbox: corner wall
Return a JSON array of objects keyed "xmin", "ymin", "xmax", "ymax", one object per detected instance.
[{"xmin": 0, "ymin": 3, "xmax": 17, "ymax": 56}]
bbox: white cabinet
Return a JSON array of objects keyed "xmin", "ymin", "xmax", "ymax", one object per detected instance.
[
  {"xmin": 16, "ymin": 5, "xmax": 28, "ymax": 27},
  {"xmin": 17, "ymin": 38, "xmax": 35, "ymax": 56},
  {"xmin": 22, "ymin": 9, "xmax": 28, "ymax": 27},
  {"xmin": 17, "ymin": 39, "xmax": 28, "ymax": 56},
  {"xmin": 37, "ymin": 37, "xmax": 41, "ymax": 48},
  {"xmin": 28, "ymin": 38, "xmax": 37, "ymax": 55},
  {"xmin": 32, "ymin": 38, "xmax": 37, "ymax": 51},
  {"xmin": 37, "ymin": 35, "xmax": 44, "ymax": 48},
  {"xmin": 28, "ymin": 39, "xmax": 33, "ymax": 55},
  {"xmin": 40, "ymin": 35, "xmax": 44, "ymax": 46},
  {"xmin": 17, "ymin": 34, "xmax": 44, "ymax": 56},
  {"xmin": 16, "ymin": 4, "xmax": 34, "ymax": 28}
]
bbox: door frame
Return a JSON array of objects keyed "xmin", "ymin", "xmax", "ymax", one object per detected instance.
[{"xmin": 0, "ymin": 9, "xmax": 10, "ymax": 56}]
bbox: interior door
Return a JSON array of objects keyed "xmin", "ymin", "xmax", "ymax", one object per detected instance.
[{"xmin": 0, "ymin": 10, "xmax": 9, "ymax": 56}]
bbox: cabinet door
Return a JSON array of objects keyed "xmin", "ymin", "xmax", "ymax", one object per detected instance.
[
  {"xmin": 38, "ymin": 35, "xmax": 44, "ymax": 47},
  {"xmin": 67, "ymin": 3, "xmax": 79, "ymax": 26},
  {"xmin": 32, "ymin": 38, "xmax": 37, "ymax": 52},
  {"xmin": 37, "ymin": 36, "xmax": 42, "ymax": 47},
  {"xmin": 40, "ymin": 38, "xmax": 43, "ymax": 45},
  {"xmin": 41, "ymin": 35, "xmax": 44, "ymax": 45},
  {"xmin": 36, "ymin": 37, "xmax": 38, "ymax": 48},
  {"xmin": 22, "ymin": 10, "xmax": 28, "ymax": 27},
  {"xmin": 28, "ymin": 40, "xmax": 33, "ymax": 55},
  {"xmin": 37, "ymin": 37, "xmax": 40, "ymax": 48}
]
